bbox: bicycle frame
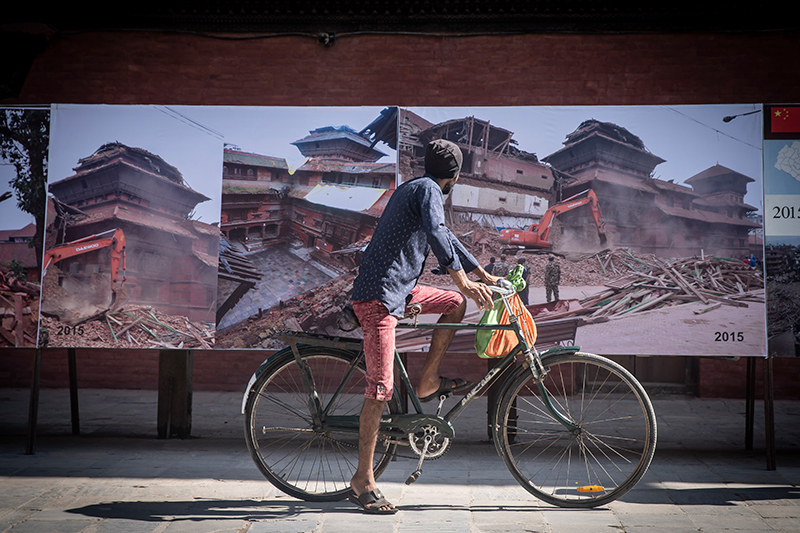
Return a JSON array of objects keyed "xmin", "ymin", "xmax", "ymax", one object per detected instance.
[
  {"xmin": 266, "ymin": 286, "xmax": 580, "ymax": 440},
  {"xmin": 393, "ymin": 322, "xmax": 579, "ymax": 434}
]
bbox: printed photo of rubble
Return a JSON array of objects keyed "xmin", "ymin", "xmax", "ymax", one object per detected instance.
[
  {"xmin": 38, "ymin": 105, "xmax": 222, "ymax": 349},
  {"xmin": 210, "ymin": 105, "xmax": 766, "ymax": 358},
  {"xmin": 1, "ymin": 108, "xmax": 47, "ymax": 348},
  {"xmin": 212, "ymin": 107, "xmax": 396, "ymax": 349},
  {"xmin": 393, "ymin": 106, "xmax": 766, "ymax": 357}
]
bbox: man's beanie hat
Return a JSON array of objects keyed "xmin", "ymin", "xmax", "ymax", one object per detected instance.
[{"xmin": 425, "ymin": 139, "xmax": 463, "ymax": 180}]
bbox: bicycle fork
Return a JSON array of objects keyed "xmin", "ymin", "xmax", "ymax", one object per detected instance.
[{"xmin": 523, "ymin": 347, "xmax": 579, "ymax": 433}]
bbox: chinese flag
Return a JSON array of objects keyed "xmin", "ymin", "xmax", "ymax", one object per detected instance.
[{"xmin": 771, "ymin": 107, "xmax": 800, "ymax": 133}]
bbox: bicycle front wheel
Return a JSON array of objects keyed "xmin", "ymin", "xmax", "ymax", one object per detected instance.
[
  {"xmin": 244, "ymin": 346, "xmax": 401, "ymax": 501},
  {"xmin": 494, "ymin": 351, "xmax": 657, "ymax": 508}
]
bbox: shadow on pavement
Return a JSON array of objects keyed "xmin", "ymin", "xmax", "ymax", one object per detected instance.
[
  {"xmin": 66, "ymin": 498, "xmax": 355, "ymax": 522},
  {"xmin": 618, "ymin": 485, "xmax": 800, "ymax": 505}
]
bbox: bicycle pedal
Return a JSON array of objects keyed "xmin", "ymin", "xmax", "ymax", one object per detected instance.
[{"xmin": 405, "ymin": 469, "xmax": 423, "ymax": 485}]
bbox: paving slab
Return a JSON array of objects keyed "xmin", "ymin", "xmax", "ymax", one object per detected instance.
[{"xmin": 2, "ymin": 388, "xmax": 800, "ymax": 532}]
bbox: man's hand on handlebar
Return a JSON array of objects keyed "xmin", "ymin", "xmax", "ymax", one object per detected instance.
[
  {"xmin": 448, "ymin": 267, "xmax": 496, "ymax": 311},
  {"xmin": 461, "ymin": 279, "xmax": 495, "ymax": 311}
]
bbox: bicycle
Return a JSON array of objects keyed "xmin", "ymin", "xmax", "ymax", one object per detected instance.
[{"xmin": 242, "ymin": 280, "xmax": 657, "ymax": 508}]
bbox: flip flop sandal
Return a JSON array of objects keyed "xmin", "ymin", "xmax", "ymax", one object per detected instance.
[
  {"xmin": 348, "ymin": 488, "xmax": 398, "ymax": 514},
  {"xmin": 419, "ymin": 376, "xmax": 473, "ymax": 403}
]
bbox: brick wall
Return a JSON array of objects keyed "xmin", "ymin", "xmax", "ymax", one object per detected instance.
[
  {"xmin": 8, "ymin": 32, "xmax": 800, "ymax": 106},
  {"xmin": 698, "ymin": 357, "xmax": 800, "ymax": 400},
  {"xmin": 4, "ymin": 28, "xmax": 800, "ymax": 397},
  {"xmin": 1, "ymin": 347, "xmax": 272, "ymax": 391},
  {"xmin": 5, "ymin": 347, "xmax": 800, "ymax": 400}
]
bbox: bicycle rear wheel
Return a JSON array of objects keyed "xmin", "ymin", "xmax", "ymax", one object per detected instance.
[
  {"xmin": 494, "ymin": 351, "xmax": 656, "ymax": 508},
  {"xmin": 244, "ymin": 346, "xmax": 401, "ymax": 501}
]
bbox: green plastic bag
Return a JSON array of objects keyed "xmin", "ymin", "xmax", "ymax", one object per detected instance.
[
  {"xmin": 506, "ymin": 264, "xmax": 527, "ymax": 292},
  {"xmin": 475, "ymin": 296, "xmax": 504, "ymax": 358},
  {"xmin": 474, "ymin": 264, "xmax": 529, "ymax": 358}
]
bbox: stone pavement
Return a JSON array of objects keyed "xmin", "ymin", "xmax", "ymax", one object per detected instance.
[{"xmin": 2, "ymin": 388, "xmax": 800, "ymax": 532}]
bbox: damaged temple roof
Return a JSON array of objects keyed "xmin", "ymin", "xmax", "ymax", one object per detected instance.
[
  {"xmin": 224, "ymin": 150, "xmax": 289, "ymax": 169},
  {"xmin": 417, "ymin": 116, "xmax": 539, "ymax": 162},
  {"xmin": 360, "ymin": 107, "xmax": 399, "ymax": 150},
  {"xmin": 292, "ymin": 125, "xmax": 388, "ymax": 162},
  {"xmin": 296, "ymin": 158, "xmax": 396, "ymax": 175},
  {"xmin": 300, "ymin": 184, "xmax": 388, "ymax": 213},
  {"xmin": 73, "ymin": 142, "xmax": 185, "ymax": 185}
]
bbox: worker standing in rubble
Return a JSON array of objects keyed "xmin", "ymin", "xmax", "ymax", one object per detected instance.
[
  {"xmin": 348, "ymin": 139, "xmax": 499, "ymax": 514},
  {"xmin": 517, "ymin": 256, "xmax": 530, "ymax": 305},
  {"xmin": 493, "ymin": 254, "xmax": 510, "ymax": 278},
  {"xmin": 484, "ymin": 256, "xmax": 496, "ymax": 275},
  {"xmin": 545, "ymin": 254, "xmax": 561, "ymax": 302}
]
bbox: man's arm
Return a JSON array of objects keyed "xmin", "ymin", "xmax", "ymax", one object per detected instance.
[
  {"xmin": 448, "ymin": 267, "xmax": 495, "ymax": 311},
  {"xmin": 471, "ymin": 264, "xmax": 502, "ymax": 286}
]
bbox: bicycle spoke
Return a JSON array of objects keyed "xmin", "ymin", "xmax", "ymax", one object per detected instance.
[
  {"xmin": 496, "ymin": 352, "xmax": 656, "ymax": 508},
  {"xmin": 245, "ymin": 349, "xmax": 399, "ymax": 501},
  {"xmin": 256, "ymin": 392, "xmax": 313, "ymax": 424}
]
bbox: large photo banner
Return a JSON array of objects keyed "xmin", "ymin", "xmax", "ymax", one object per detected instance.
[
  {"xmin": 207, "ymin": 104, "xmax": 766, "ymax": 357},
  {"xmin": 30, "ymin": 104, "xmax": 766, "ymax": 357},
  {"xmin": 39, "ymin": 105, "xmax": 223, "ymax": 349},
  {"xmin": 763, "ymin": 104, "xmax": 800, "ymax": 357},
  {"xmin": 394, "ymin": 106, "xmax": 765, "ymax": 357}
]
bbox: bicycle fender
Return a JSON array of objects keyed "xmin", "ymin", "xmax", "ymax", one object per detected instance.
[
  {"xmin": 241, "ymin": 346, "xmax": 295, "ymax": 414},
  {"xmin": 539, "ymin": 345, "xmax": 582, "ymax": 357}
]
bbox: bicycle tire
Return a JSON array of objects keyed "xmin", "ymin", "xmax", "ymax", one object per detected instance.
[
  {"xmin": 494, "ymin": 351, "xmax": 657, "ymax": 508},
  {"xmin": 244, "ymin": 346, "xmax": 401, "ymax": 501}
]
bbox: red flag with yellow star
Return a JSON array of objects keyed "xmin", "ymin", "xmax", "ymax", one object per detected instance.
[{"xmin": 771, "ymin": 107, "xmax": 800, "ymax": 133}]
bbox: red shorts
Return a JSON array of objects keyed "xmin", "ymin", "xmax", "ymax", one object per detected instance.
[{"xmin": 353, "ymin": 285, "xmax": 465, "ymax": 401}]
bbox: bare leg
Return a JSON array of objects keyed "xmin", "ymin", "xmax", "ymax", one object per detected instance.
[
  {"xmin": 417, "ymin": 299, "xmax": 467, "ymax": 399},
  {"xmin": 350, "ymin": 398, "xmax": 394, "ymax": 511}
]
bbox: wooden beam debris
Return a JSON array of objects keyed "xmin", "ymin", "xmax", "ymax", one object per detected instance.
[
  {"xmin": 574, "ymin": 251, "xmax": 764, "ymax": 321},
  {"xmin": 39, "ymin": 305, "xmax": 215, "ymax": 348}
]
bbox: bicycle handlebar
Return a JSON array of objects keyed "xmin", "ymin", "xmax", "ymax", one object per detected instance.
[{"xmin": 489, "ymin": 279, "xmax": 516, "ymax": 297}]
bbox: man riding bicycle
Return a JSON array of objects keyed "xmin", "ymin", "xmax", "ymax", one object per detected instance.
[{"xmin": 349, "ymin": 139, "xmax": 500, "ymax": 513}]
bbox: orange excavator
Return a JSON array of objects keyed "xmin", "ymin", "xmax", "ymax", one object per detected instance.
[
  {"xmin": 42, "ymin": 228, "xmax": 127, "ymax": 309},
  {"xmin": 499, "ymin": 189, "xmax": 607, "ymax": 250}
]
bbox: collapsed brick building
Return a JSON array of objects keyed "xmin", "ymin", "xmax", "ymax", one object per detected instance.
[
  {"xmin": 399, "ymin": 111, "xmax": 761, "ymax": 258},
  {"xmin": 220, "ymin": 125, "xmax": 395, "ymax": 262},
  {"xmin": 220, "ymin": 150, "xmax": 292, "ymax": 250},
  {"xmin": 399, "ymin": 109, "xmax": 556, "ymax": 230},
  {"xmin": 45, "ymin": 142, "xmax": 220, "ymax": 323},
  {"xmin": 216, "ymin": 120, "xmax": 397, "ymax": 329},
  {"xmin": 544, "ymin": 119, "xmax": 761, "ymax": 258}
]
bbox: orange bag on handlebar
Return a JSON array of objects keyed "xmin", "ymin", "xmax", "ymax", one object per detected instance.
[{"xmin": 477, "ymin": 293, "xmax": 537, "ymax": 358}]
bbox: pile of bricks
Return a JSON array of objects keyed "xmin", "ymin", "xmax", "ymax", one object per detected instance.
[
  {"xmin": 40, "ymin": 305, "xmax": 214, "ymax": 349},
  {"xmin": 215, "ymin": 271, "xmax": 357, "ymax": 350}
]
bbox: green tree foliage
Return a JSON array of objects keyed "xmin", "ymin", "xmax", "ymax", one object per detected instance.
[
  {"xmin": 0, "ymin": 108, "xmax": 50, "ymax": 270},
  {"xmin": 3, "ymin": 258, "xmax": 26, "ymax": 279}
]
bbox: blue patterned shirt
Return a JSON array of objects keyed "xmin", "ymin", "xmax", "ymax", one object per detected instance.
[{"xmin": 352, "ymin": 174, "xmax": 478, "ymax": 317}]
